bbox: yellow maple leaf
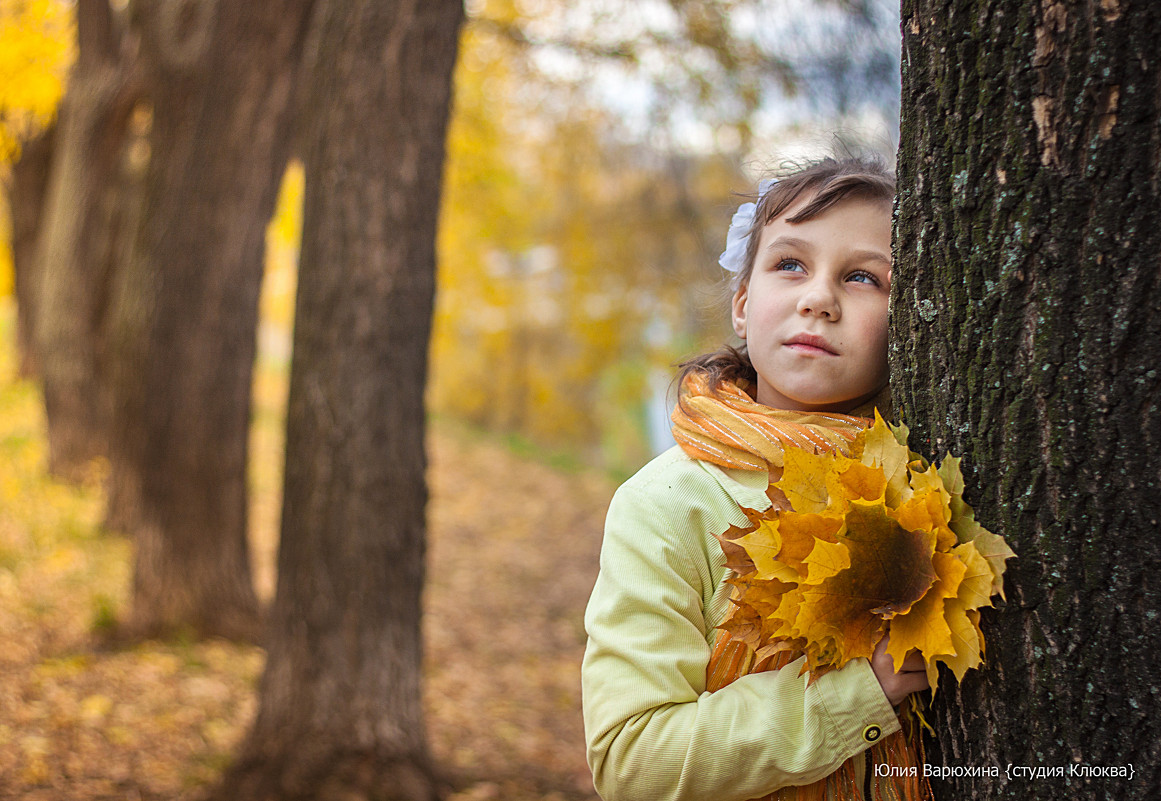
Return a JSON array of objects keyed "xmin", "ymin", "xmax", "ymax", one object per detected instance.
[
  {"xmin": 892, "ymin": 488, "xmax": 958, "ymax": 552},
  {"xmin": 962, "ymin": 527, "xmax": 1017, "ymax": 600},
  {"xmin": 732, "ymin": 519, "xmax": 784, "ymax": 579},
  {"xmin": 908, "ymin": 463, "xmax": 951, "ymax": 516},
  {"xmin": 801, "ymin": 533, "xmax": 851, "ymax": 583},
  {"xmin": 858, "ymin": 411, "xmax": 910, "ymax": 504},
  {"xmin": 714, "ymin": 506, "xmax": 770, "ymax": 576},
  {"xmin": 729, "ymin": 574, "xmax": 796, "ymax": 623},
  {"xmin": 778, "ymin": 512, "xmax": 845, "ymax": 580},
  {"xmin": 951, "ymin": 541, "xmax": 994, "ymax": 611},
  {"xmin": 777, "ymin": 447, "xmax": 831, "ymax": 513},
  {"xmin": 826, "ymin": 455, "xmax": 887, "ymax": 506},
  {"xmin": 935, "ymin": 455, "xmax": 1017, "ymax": 598},
  {"xmin": 936, "ymin": 455, "xmax": 966, "ymax": 518},
  {"xmin": 925, "ymin": 599, "xmax": 985, "ymax": 694},
  {"xmin": 885, "ymin": 550, "xmax": 966, "ymax": 671}
]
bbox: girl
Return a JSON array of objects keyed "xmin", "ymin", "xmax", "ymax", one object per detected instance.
[{"xmin": 582, "ymin": 157, "xmax": 931, "ymax": 801}]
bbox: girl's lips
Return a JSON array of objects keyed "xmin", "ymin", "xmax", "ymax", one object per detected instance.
[
  {"xmin": 785, "ymin": 343, "xmax": 836, "ymax": 356},
  {"xmin": 785, "ymin": 335, "xmax": 838, "ymax": 355}
]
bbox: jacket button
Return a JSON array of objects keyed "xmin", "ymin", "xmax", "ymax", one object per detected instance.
[{"xmin": 862, "ymin": 724, "xmax": 882, "ymax": 743}]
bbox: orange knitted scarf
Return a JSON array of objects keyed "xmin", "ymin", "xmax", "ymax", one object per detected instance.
[
  {"xmin": 670, "ymin": 372, "xmax": 869, "ymax": 472},
  {"xmin": 671, "ymin": 374, "xmax": 932, "ymax": 801}
]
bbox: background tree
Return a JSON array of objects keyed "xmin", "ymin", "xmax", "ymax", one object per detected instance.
[
  {"xmin": 104, "ymin": 0, "xmax": 315, "ymax": 639},
  {"xmin": 7, "ymin": 123, "xmax": 54, "ymax": 379},
  {"xmin": 892, "ymin": 1, "xmax": 1160, "ymax": 798},
  {"xmin": 34, "ymin": 0, "xmax": 139, "ymax": 478},
  {"xmin": 211, "ymin": 0, "xmax": 463, "ymax": 797},
  {"xmin": 0, "ymin": 0, "xmax": 71, "ymax": 380}
]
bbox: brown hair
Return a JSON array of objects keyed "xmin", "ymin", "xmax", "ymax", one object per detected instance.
[{"xmin": 678, "ymin": 156, "xmax": 895, "ymax": 396}]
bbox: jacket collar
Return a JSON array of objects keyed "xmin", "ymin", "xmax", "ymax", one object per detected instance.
[{"xmin": 697, "ymin": 459, "xmax": 773, "ymax": 512}]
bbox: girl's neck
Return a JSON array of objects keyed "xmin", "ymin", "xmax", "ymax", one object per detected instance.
[{"xmin": 754, "ymin": 382, "xmax": 890, "ymax": 417}]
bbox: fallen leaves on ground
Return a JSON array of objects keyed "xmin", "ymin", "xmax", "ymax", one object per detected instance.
[{"xmin": 0, "ymin": 313, "xmax": 611, "ymax": 801}]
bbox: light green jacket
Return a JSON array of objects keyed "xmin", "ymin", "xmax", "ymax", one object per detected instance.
[{"xmin": 582, "ymin": 446, "xmax": 901, "ymax": 801}]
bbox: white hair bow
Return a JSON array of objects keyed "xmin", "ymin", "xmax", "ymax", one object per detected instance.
[{"xmin": 718, "ymin": 179, "xmax": 776, "ymax": 274}]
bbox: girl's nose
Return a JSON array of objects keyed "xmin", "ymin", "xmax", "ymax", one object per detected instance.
[{"xmin": 797, "ymin": 283, "xmax": 840, "ymax": 320}]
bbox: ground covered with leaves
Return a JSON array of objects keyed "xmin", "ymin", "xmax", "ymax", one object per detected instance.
[{"xmin": 0, "ymin": 313, "xmax": 614, "ymax": 801}]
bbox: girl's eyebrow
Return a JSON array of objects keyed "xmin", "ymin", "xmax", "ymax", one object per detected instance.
[
  {"xmin": 850, "ymin": 250, "xmax": 892, "ymax": 267},
  {"xmin": 764, "ymin": 235, "xmax": 812, "ymax": 253},
  {"xmin": 765, "ymin": 235, "xmax": 891, "ymax": 267}
]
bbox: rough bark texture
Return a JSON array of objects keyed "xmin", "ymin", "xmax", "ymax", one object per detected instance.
[
  {"xmin": 211, "ymin": 0, "xmax": 463, "ymax": 798},
  {"xmin": 34, "ymin": 0, "xmax": 138, "ymax": 478},
  {"xmin": 105, "ymin": 0, "xmax": 313, "ymax": 639},
  {"xmin": 893, "ymin": 1, "xmax": 1161, "ymax": 798},
  {"xmin": 7, "ymin": 123, "xmax": 55, "ymax": 379}
]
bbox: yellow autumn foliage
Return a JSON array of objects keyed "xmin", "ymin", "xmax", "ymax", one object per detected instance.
[
  {"xmin": 260, "ymin": 159, "xmax": 303, "ymax": 340},
  {"xmin": 0, "ymin": 0, "xmax": 73, "ymax": 298},
  {"xmin": 431, "ymin": 2, "xmax": 743, "ymax": 467},
  {"xmin": 0, "ymin": 0, "xmax": 71, "ymax": 163},
  {"xmin": 719, "ymin": 412, "xmax": 1016, "ymax": 695}
]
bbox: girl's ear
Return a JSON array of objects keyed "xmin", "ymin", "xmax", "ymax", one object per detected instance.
[{"xmin": 731, "ymin": 282, "xmax": 749, "ymax": 339}]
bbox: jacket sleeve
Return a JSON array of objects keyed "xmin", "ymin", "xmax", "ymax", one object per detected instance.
[{"xmin": 582, "ymin": 479, "xmax": 901, "ymax": 801}]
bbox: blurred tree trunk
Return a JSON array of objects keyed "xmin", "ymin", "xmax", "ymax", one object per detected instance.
[
  {"xmin": 6, "ymin": 123, "xmax": 56, "ymax": 379},
  {"xmin": 893, "ymin": 1, "xmax": 1161, "ymax": 798},
  {"xmin": 211, "ymin": 0, "xmax": 462, "ymax": 797},
  {"xmin": 105, "ymin": 0, "xmax": 314, "ymax": 640},
  {"xmin": 33, "ymin": 0, "xmax": 138, "ymax": 478}
]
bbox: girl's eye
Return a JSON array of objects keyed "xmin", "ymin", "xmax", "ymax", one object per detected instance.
[
  {"xmin": 847, "ymin": 270, "xmax": 880, "ymax": 285},
  {"xmin": 774, "ymin": 258, "xmax": 805, "ymax": 273}
]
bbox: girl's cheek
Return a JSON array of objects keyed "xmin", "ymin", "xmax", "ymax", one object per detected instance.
[{"xmin": 862, "ymin": 303, "xmax": 890, "ymax": 341}]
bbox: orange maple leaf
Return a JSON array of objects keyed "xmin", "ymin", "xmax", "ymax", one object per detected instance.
[{"xmin": 785, "ymin": 501, "xmax": 938, "ymax": 665}]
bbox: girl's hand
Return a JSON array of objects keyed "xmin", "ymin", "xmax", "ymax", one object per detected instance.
[{"xmin": 870, "ymin": 632, "xmax": 929, "ymax": 707}]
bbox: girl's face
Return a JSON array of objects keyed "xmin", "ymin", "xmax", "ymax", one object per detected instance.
[{"xmin": 731, "ymin": 195, "xmax": 892, "ymax": 413}]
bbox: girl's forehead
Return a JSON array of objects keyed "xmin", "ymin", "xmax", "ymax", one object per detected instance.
[
  {"xmin": 772, "ymin": 192, "xmax": 891, "ymax": 223},
  {"xmin": 762, "ymin": 196, "xmax": 892, "ymax": 242}
]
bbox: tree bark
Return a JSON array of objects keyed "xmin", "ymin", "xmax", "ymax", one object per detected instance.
[
  {"xmin": 6, "ymin": 123, "xmax": 55, "ymax": 379},
  {"xmin": 105, "ymin": 0, "xmax": 314, "ymax": 639},
  {"xmin": 211, "ymin": 0, "xmax": 463, "ymax": 797},
  {"xmin": 34, "ymin": 0, "xmax": 138, "ymax": 478},
  {"xmin": 893, "ymin": 1, "xmax": 1161, "ymax": 798}
]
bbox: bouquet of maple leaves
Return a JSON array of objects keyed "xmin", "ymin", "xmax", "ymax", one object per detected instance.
[{"xmin": 717, "ymin": 412, "xmax": 1015, "ymax": 695}]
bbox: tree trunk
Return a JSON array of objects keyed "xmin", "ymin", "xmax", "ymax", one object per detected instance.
[
  {"xmin": 6, "ymin": 123, "xmax": 55, "ymax": 379},
  {"xmin": 105, "ymin": 0, "xmax": 313, "ymax": 640},
  {"xmin": 893, "ymin": 1, "xmax": 1161, "ymax": 798},
  {"xmin": 34, "ymin": 0, "xmax": 138, "ymax": 478},
  {"xmin": 211, "ymin": 0, "xmax": 463, "ymax": 797}
]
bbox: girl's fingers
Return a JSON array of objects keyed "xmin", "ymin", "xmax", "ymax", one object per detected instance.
[
  {"xmin": 899, "ymin": 652, "xmax": 925, "ymax": 672},
  {"xmin": 903, "ymin": 671, "xmax": 930, "ymax": 692}
]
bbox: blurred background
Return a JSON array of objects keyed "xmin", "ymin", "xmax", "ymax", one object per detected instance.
[
  {"xmin": 0, "ymin": 0, "xmax": 902, "ymax": 798},
  {"xmin": 2, "ymin": 0, "xmax": 901, "ymax": 477},
  {"xmin": 429, "ymin": 0, "xmax": 901, "ymax": 473}
]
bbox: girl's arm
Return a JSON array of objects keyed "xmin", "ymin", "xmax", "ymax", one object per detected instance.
[{"xmin": 582, "ymin": 477, "xmax": 900, "ymax": 801}]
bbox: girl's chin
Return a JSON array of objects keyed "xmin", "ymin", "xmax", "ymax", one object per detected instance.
[{"xmin": 757, "ymin": 384, "xmax": 881, "ymax": 413}]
